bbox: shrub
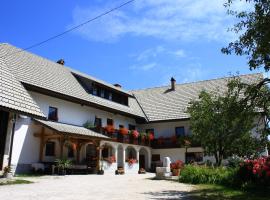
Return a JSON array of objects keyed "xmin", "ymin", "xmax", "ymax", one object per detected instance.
[
  {"xmin": 238, "ymin": 156, "xmax": 270, "ymax": 186},
  {"xmin": 179, "ymin": 165, "xmax": 237, "ymax": 186}
]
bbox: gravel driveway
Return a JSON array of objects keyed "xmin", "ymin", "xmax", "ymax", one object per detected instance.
[{"xmin": 0, "ymin": 173, "xmax": 194, "ymax": 200}]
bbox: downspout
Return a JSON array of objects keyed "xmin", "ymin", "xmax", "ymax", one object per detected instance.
[{"xmin": 8, "ymin": 114, "xmax": 16, "ymax": 167}]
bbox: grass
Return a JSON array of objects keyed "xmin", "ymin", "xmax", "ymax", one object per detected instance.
[
  {"xmin": 188, "ymin": 184, "xmax": 270, "ymax": 200},
  {"xmin": 15, "ymin": 173, "xmax": 44, "ymax": 178},
  {"xmin": 0, "ymin": 179, "xmax": 33, "ymax": 186}
]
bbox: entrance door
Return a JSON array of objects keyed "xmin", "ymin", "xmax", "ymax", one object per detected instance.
[
  {"xmin": 139, "ymin": 155, "xmax": 145, "ymax": 169},
  {"xmin": 0, "ymin": 111, "xmax": 9, "ymax": 170},
  {"xmin": 86, "ymin": 143, "xmax": 97, "ymax": 169}
]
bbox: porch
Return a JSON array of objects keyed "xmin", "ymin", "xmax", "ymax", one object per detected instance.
[{"xmin": 33, "ymin": 119, "xmax": 151, "ymax": 174}]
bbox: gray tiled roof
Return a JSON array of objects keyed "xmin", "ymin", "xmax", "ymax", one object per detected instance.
[
  {"xmin": 0, "ymin": 55, "xmax": 45, "ymax": 118},
  {"xmin": 132, "ymin": 73, "xmax": 264, "ymax": 122},
  {"xmin": 0, "ymin": 43, "xmax": 145, "ymax": 118},
  {"xmin": 34, "ymin": 119, "xmax": 110, "ymax": 139}
]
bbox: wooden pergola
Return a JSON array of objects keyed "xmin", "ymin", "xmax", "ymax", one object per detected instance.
[{"xmin": 33, "ymin": 119, "xmax": 111, "ymax": 170}]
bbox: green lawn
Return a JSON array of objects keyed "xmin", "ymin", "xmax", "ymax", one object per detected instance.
[
  {"xmin": 188, "ymin": 184, "xmax": 270, "ymax": 200},
  {"xmin": 0, "ymin": 179, "xmax": 33, "ymax": 186}
]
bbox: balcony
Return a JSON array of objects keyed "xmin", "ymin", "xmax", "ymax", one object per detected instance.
[
  {"xmin": 92, "ymin": 127, "xmax": 151, "ymax": 147},
  {"xmin": 151, "ymin": 136, "xmax": 201, "ymax": 149}
]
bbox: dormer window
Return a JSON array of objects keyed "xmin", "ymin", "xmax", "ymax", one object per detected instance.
[
  {"xmin": 108, "ymin": 92, "xmax": 112, "ymax": 101},
  {"xmin": 93, "ymin": 87, "xmax": 98, "ymax": 96},
  {"xmin": 48, "ymin": 106, "xmax": 58, "ymax": 121},
  {"xmin": 101, "ymin": 89, "xmax": 105, "ymax": 98}
]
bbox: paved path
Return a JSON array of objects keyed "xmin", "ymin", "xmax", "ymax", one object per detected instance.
[{"xmin": 0, "ymin": 173, "xmax": 194, "ymax": 200}]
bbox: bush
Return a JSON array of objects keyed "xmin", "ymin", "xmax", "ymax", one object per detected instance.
[{"xmin": 179, "ymin": 165, "xmax": 238, "ymax": 186}]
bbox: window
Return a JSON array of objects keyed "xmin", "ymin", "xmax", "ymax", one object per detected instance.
[
  {"xmin": 152, "ymin": 154, "xmax": 160, "ymax": 162},
  {"xmin": 119, "ymin": 124, "xmax": 124, "ymax": 128},
  {"xmin": 129, "ymin": 124, "xmax": 136, "ymax": 130},
  {"xmin": 107, "ymin": 118, "xmax": 113, "ymax": 126},
  {"xmin": 108, "ymin": 92, "xmax": 112, "ymax": 101},
  {"xmin": 186, "ymin": 152, "xmax": 203, "ymax": 163},
  {"xmin": 94, "ymin": 117, "xmax": 102, "ymax": 127},
  {"xmin": 45, "ymin": 141, "xmax": 55, "ymax": 156},
  {"xmin": 92, "ymin": 87, "xmax": 98, "ymax": 96},
  {"xmin": 68, "ymin": 146, "xmax": 74, "ymax": 158},
  {"xmin": 48, "ymin": 107, "xmax": 58, "ymax": 121},
  {"xmin": 100, "ymin": 89, "xmax": 105, "ymax": 98},
  {"xmin": 175, "ymin": 127, "xmax": 185, "ymax": 137}
]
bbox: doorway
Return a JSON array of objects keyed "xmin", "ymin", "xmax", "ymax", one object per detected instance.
[
  {"xmin": 139, "ymin": 155, "xmax": 145, "ymax": 169},
  {"xmin": 0, "ymin": 111, "xmax": 9, "ymax": 170}
]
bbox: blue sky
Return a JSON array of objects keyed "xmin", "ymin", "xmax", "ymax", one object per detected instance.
[{"xmin": 0, "ymin": 0, "xmax": 265, "ymax": 90}]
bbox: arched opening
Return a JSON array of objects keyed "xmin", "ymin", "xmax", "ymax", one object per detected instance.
[
  {"xmin": 139, "ymin": 147, "xmax": 149, "ymax": 171},
  {"xmin": 125, "ymin": 146, "xmax": 137, "ymax": 162},
  {"xmin": 85, "ymin": 143, "xmax": 97, "ymax": 169}
]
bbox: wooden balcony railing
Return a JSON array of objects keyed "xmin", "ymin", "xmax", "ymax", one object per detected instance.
[
  {"xmin": 91, "ymin": 127, "xmax": 151, "ymax": 146},
  {"xmin": 151, "ymin": 136, "xmax": 201, "ymax": 149}
]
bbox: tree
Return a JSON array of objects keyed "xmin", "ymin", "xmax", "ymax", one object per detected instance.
[
  {"xmin": 187, "ymin": 78, "xmax": 265, "ymax": 166},
  {"xmin": 222, "ymin": 0, "xmax": 270, "ymax": 72}
]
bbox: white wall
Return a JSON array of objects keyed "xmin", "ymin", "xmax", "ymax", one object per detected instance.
[
  {"xmin": 152, "ymin": 147, "xmax": 204, "ymax": 163},
  {"xmin": 30, "ymin": 91, "xmax": 136, "ymax": 129},
  {"xmin": 137, "ymin": 120, "xmax": 191, "ymax": 138}
]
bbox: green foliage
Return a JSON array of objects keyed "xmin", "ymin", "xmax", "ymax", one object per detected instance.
[
  {"xmin": 222, "ymin": 0, "xmax": 270, "ymax": 72},
  {"xmin": 0, "ymin": 179, "xmax": 33, "ymax": 186},
  {"xmin": 179, "ymin": 165, "xmax": 238, "ymax": 186},
  {"xmin": 83, "ymin": 120, "xmax": 95, "ymax": 129},
  {"xmin": 55, "ymin": 158, "xmax": 72, "ymax": 170},
  {"xmin": 187, "ymin": 78, "xmax": 263, "ymax": 165}
]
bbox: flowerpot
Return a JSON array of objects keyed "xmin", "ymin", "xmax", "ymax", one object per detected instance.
[
  {"xmin": 3, "ymin": 172, "xmax": 13, "ymax": 179},
  {"xmin": 172, "ymin": 169, "xmax": 180, "ymax": 176}
]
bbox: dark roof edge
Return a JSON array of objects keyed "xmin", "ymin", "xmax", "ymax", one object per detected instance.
[
  {"xmin": 0, "ymin": 105, "xmax": 45, "ymax": 120},
  {"xmin": 138, "ymin": 117, "xmax": 190, "ymax": 124}
]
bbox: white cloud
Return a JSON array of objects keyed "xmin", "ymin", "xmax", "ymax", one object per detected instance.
[
  {"xmin": 132, "ymin": 46, "xmax": 186, "ymax": 62},
  {"xmin": 130, "ymin": 62, "xmax": 157, "ymax": 71},
  {"xmin": 161, "ymin": 63, "xmax": 207, "ymax": 85},
  {"xmin": 69, "ymin": 0, "xmax": 250, "ymax": 42},
  {"xmin": 172, "ymin": 49, "xmax": 186, "ymax": 58}
]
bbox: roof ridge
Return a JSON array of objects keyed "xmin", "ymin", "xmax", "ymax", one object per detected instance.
[{"xmin": 131, "ymin": 72, "xmax": 264, "ymax": 92}]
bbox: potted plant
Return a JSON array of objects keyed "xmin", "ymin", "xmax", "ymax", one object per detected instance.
[
  {"xmin": 126, "ymin": 158, "xmax": 137, "ymax": 166},
  {"xmin": 170, "ymin": 160, "xmax": 184, "ymax": 176},
  {"xmin": 104, "ymin": 125, "xmax": 115, "ymax": 135},
  {"xmin": 3, "ymin": 166, "xmax": 12, "ymax": 179},
  {"xmin": 119, "ymin": 127, "xmax": 129, "ymax": 135},
  {"xmin": 55, "ymin": 158, "xmax": 72, "ymax": 175}
]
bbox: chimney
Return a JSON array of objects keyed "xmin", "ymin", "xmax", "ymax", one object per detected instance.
[
  {"xmin": 171, "ymin": 77, "xmax": 176, "ymax": 90},
  {"xmin": 56, "ymin": 59, "xmax": 65, "ymax": 65},
  {"xmin": 114, "ymin": 83, "xmax": 122, "ymax": 88}
]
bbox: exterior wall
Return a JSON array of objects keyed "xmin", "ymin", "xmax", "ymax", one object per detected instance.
[
  {"xmin": 11, "ymin": 117, "xmax": 41, "ymax": 173},
  {"xmin": 152, "ymin": 147, "xmax": 204, "ymax": 163},
  {"xmin": 137, "ymin": 120, "xmax": 191, "ymax": 138},
  {"xmin": 29, "ymin": 91, "xmax": 136, "ymax": 128}
]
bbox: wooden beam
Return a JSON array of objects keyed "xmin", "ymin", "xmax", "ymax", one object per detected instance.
[{"xmin": 39, "ymin": 127, "xmax": 45, "ymax": 162}]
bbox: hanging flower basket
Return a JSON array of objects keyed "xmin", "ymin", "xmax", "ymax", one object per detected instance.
[
  {"xmin": 131, "ymin": 130, "xmax": 139, "ymax": 138},
  {"xmin": 119, "ymin": 127, "xmax": 129, "ymax": 135},
  {"xmin": 104, "ymin": 125, "xmax": 115, "ymax": 134},
  {"xmin": 147, "ymin": 132, "xmax": 154, "ymax": 141},
  {"xmin": 104, "ymin": 155, "xmax": 116, "ymax": 164}
]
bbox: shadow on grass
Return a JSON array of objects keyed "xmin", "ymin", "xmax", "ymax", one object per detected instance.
[{"xmin": 144, "ymin": 184, "xmax": 270, "ymax": 200}]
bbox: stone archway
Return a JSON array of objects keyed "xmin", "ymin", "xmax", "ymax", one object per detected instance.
[{"xmin": 139, "ymin": 147, "xmax": 150, "ymax": 171}]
